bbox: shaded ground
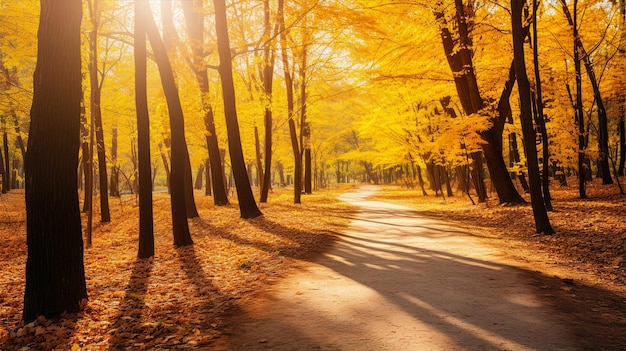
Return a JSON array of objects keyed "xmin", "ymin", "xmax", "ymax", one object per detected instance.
[{"xmin": 214, "ymin": 185, "xmax": 626, "ymax": 350}]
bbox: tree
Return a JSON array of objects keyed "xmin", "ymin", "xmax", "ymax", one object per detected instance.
[
  {"xmin": 531, "ymin": 0, "xmax": 553, "ymax": 211},
  {"xmin": 135, "ymin": 0, "xmax": 154, "ymax": 259},
  {"xmin": 511, "ymin": 0, "xmax": 555, "ymax": 234},
  {"xmin": 143, "ymin": 1, "xmax": 194, "ymax": 245},
  {"xmin": 213, "ymin": 0, "xmax": 263, "ymax": 219},
  {"xmin": 560, "ymin": 0, "xmax": 613, "ymax": 185},
  {"xmin": 159, "ymin": 0, "xmax": 199, "ymax": 218},
  {"xmin": 23, "ymin": 0, "xmax": 87, "ymax": 322},
  {"xmin": 260, "ymin": 0, "xmax": 276, "ymax": 203},
  {"xmin": 180, "ymin": 0, "xmax": 230, "ymax": 206},
  {"xmin": 278, "ymin": 0, "xmax": 302, "ymax": 204},
  {"xmin": 433, "ymin": 0, "xmax": 524, "ymax": 204},
  {"xmin": 87, "ymin": 0, "xmax": 111, "ymax": 223}
]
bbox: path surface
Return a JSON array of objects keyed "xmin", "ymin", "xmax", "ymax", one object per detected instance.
[{"xmin": 215, "ymin": 186, "xmax": 580, "ymax": 350}]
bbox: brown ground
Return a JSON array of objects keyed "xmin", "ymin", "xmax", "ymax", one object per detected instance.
[{"xmin": 0, "ymin": 179, "xmax": 625, "ymax": 350}]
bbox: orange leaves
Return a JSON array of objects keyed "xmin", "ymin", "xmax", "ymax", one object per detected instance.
[{"xmin": 1, "ymin": 188, "xmax": 352, "ymax": 349}]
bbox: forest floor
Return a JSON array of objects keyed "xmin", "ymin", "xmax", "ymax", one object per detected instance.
[{"xmin": 0, "ymin": 179, "xmax": 625, "ymax": 350}]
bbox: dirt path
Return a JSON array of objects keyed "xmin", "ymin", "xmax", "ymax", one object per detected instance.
[{"xmin": 213, "ymin": 186, "xmax": 586, "ymax": 350}]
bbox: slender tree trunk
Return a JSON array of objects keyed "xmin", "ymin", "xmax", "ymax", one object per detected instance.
[
  {"xmin": 134, "ymin": 0, "xmax": 154, "ymax": 259},
  {"xmin": 23, "ymin": 0, "xmax": 87, "ymax": 322},
  {"xmin": 213, "ymin": 0, "xmax": 262, "ymax": 219},
  {"xmin": 144, "ymin": 1, "xmax": 194, "ymax": 245},
  {"xmin": 2, "ymin": 128, "xmax": 9, "ymax": 193},
  {"xmin": 80, "ymin": 95, "xmax": 92, "ymax": 212},
  {"xmin": 617, "ymin": 115, "xmax": 626, "ymax": 176},
  {"xmin": 278, "ymin": 0, "xmax": 301, "ymax": 204},
  {"xmin": 88, "ymin": 0, "xmax": 110, "ymax": 223},
  {"xmin": 511, "ymin": 0, "xmax": 554, "ymax": 234},
  {"xmin": 161, "ymin": 0, "xmax": 199, "ymax": 217},
  {"xmin": 254, "ymin": 126, "xmax": 263, "ymax": 190},
  {"xmin": 205, "ymin": 158, "xmax": 212, "ymax": 196},
  {"xmin": 194, "ymin": 164, "xmax": 204, "ymax": 190},
  {"xmin": 180, "ymin": 0, "xmax": 230, "ymax": 206},
  {"xmin": 260, "ymin": 0, "xmax": 275, "ymax": 203},
  {"xmin": 109, "ymin": 127, "xmax": 119, "ymax": 197},
  {"xmin": 12, "ymin": 112, "xmax": 26, "ymax": 160},
  {"xmin": 0, "ymin": 136, "xmax": 5, "ymax": 194},
  {"xmin": 158, "ymin": 142, "xmax": 171, "ymax": 193}
]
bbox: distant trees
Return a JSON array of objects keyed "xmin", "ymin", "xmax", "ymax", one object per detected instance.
[{"xmin": 23, "ymin": 0, "xmax": 87, "ymax": 322}]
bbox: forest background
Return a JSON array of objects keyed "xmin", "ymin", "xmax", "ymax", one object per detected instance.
[
  {"xmin": 0, "ymin": 0, "xmax": 624, "ymax": 204},
  {"xmin": 1, "ymin": 0, "xmax": 626, "ymax": 348}
]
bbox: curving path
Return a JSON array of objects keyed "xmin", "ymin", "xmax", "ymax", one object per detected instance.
[{"xmin": 215, "ymin": 186, "xmax": 579, "ymax": 351}]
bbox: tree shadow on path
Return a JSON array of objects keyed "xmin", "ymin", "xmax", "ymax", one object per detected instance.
[{"xmin": 215, "ymin": 191, "xmax": 626, "ymax": 351}]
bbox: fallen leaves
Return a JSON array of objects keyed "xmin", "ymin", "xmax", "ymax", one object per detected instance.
[{"xmin": 0, "ymin": 187, "xmax": 353, "ymax": 350}]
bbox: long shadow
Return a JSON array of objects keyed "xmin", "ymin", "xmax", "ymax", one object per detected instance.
[
  {"xmin": 216, "ymin": 191, "xmax": 626, "ymax": 351},
  {"xmin": 108, "ymin": 257, "xmax": 153, "ymax": 349}
]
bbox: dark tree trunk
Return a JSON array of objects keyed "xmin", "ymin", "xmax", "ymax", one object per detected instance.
[
  {"xmin": 80, "ymin": 95, "xmax": 92, "ymax": 212},
  {"xmin": 416, "ymin": 164, "xmax": 428, "ymax": 196},
  {"xmin": 278, "ymin": 0, "xmax": 301, "ymax": 204},
  {"xmin": 254, "ymin": 126, "xmax": 263, "ymax": 190},
  {"xmin": 617, "ymin": 116, "xmax": 626, "ymax": 176},
  {"xmin": 158, "ymin": 142, "xmax": 171, "ymax": 193},
  {"xmin": 143, "ymin": 1, "xmax": 194, "ymax": 245},
  {"xmin": 194, "ymin": 164, "xmax": 204, "ymax": 190},
  {"xmin": 0, "ymin": 136, "xmax": 5, "ymax": 194},
  {"xmin": 260, "ymin": 0, "xmax": 275, "ymax": 203},
  {"xmin": 531, "ymin": 0, "xmax": 552, "ymax": 211},
  {"xmin": 23, "ymin": 0, "xmax": 87, "ymax": 323},
  {"xmin": 511, "ymin": 0, "xmax": 554, "ymax": 234},
  {"xmin": 213, "ymin": 0, "xmax": 262, "ymax": 218},
  {"xmin": 180, "ymin": 0, "xmax": 230, "ymax": 206},
  {"xmin": 12, "ymin": 112, "xmax": 26, "ymax": 160},
  {"xmin": 2, "ymin": 129, "xmax": 9, "ymax": 193},
  {"xmin": 205, "ymin": 158, "xmax": 212, "ymax": 196},
  {"xmin": 134, "ymin": 0, "xmax": 154, "ymax": 259},
  {"xmin": 88, "ymin": 0, "xmax": 110, "ymax": 223},
  {"xmin": 109, "ymin": 127, "xmax": 120, "ymax": 197}
]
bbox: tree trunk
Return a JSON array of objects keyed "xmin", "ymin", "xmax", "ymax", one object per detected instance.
[
  {"xmin": 254, "ymin": 126, "xmax": 263, "ymax": 190},
  {"xmin": 134, "ymin": 0, "xmax": 155, "ymax": 259},
  {"xmin": 109, "ymin": 127, "xmax": 120, "ymax": 197},
  {"xmin": 213, "ymin": 0, "xmax": 262, "ymax": 219},
  {"xmin": 531, "ymin": 0, "xmax": 552, "ymax": 211},
  {"xmin": 180, "ymin": 0, "xmax": 230, "ymax": 206},
  {"xmin": 278, "ymin": 0, "xmax": 301, "ymax": 204},
  {"xmin": 88, "ymin": 0, "xmax": 110, "ymax": 223},
  {"xmin": 2, "ymin": 129, "xmax": 9, "ymax": 193},
  {"xmin": 511, "ymin": 0, "xmax": 554, "ymax": 234},
  {"xmin": 143, "ymin": 1, "xmax": 194, "ymax": 245},
  {"xmin": 617, "ymin": 115, "xmax": 626, "ymax": 176},
  {"xmin": 194, "ymin": 164, "xmax": 204, "ymax": 190},
  {"xmin": 260, "ymin": 0, "xmax": 275, "ymax": 203},
  {"xmin": 80, "ymin": 95, "xmax": 92, "ymax": 212},
  {"xmin": 416, "ymin": 164, "xmax": 428, "ymax": 196},
  {"xmin": 205, "ymin": 158, "xmax": 212, "ymax": 196},
  {"xmin": 23, "ymin": 0, "xmax": 87, "ymax": 322},
  {"xmin": 0, "ymin": 137, "xmax": 5, "ymax": 194}
]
